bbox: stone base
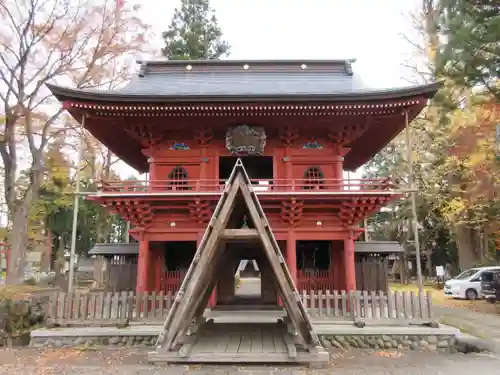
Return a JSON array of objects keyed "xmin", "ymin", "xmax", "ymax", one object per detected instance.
[
  {"xmin": 30, "ymin": 325, "xmax": 460, "ymax": 353},
  {"xmin": 321, "ymin": 334, "xmax": 457, "ymax": 353},
  {"xmin": 30, "ymin": 335, "xmax": 157, "ymax": 348}
]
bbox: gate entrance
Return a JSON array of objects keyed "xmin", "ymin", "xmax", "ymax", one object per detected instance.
[{"xmin": 149, "ymin": 159, "xmax": 328, "ymax": 366}]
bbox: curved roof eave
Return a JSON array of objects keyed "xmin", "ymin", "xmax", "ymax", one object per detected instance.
[{"xmin": 46, "ymin": 81, "xmax": 443, "ymax": 104}]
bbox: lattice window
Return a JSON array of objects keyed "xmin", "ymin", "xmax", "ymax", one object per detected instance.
[
  {"xmin": 168, "ymin": 166, "xmax": 190, "ymax": 190},
  {"xmin": 303, "ymin": 167, "xmax": 324, "ymax": 190}
]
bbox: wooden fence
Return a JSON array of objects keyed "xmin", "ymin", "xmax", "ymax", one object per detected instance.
[{"xmin": 41, "ymin": 289, "xmax": 433, "ymax": 326}]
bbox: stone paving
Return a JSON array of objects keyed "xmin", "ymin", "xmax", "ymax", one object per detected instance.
[{"xmin": 0, "ymin": 347, "xmax": 499, "ymax": 374}]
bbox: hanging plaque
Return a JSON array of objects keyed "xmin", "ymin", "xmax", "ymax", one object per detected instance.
[{"xmin": 225, "ymin": 125, "xmax": 266, "ymax": 156}]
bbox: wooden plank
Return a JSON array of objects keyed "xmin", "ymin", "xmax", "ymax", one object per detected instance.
[
  {"xmin": 96, "ymin": 292, "xmax": 104, "ymax": 319},
  {"xmin": 80, "ymin": 294, "xmax": 89, "ymax": 320},
  {"xmin": 56, "ymin": 292, "xmax": 65, "ymax": 322},
  {"xmin": 395, "ymin": 291, "xmax": 402, "ymax": 318},
  {"xmin": 142, "ymin": 292, "xmax": 149, "ymax": 319},
  {"xmin": 378, "ymin": 291, "xmax": 386, "ymax": 319},
  {"xmin": 239, "ymin": 333, "xmax": 252, "ymax": 353},
  {"xmin": 134, "ymin": 292, "xmax": 141, "ymax": 319},
  {"xmin": 403, "ymin": 291, "xmax": 411, "ymax": 319},
  {"xmin": 317, "ymin": 290, "xmax": 323, "ymax": 317},
  {"xmin": 387, "ymin": 290, "xmax": 395, "ymax": 319},
  {"xmin": 158, "ymin": 291, "xmax": 165, "ymax": 318},
  {"xmin": 410, "ymin": 291, "xmax": 418, "ymax": 318},
  {"xmin": 151, "ymin": 291, "xmax": 157, "ymax": 320},
  {"xmin": 341, "ymin": 291, "xmax": 347, "ymax": 317},
  {"xmin": 214, "ymin": 332, "xmax": 230, "ymax": 353},
  {"xmin": 46, "ymin": 318, "xmax": 127, "ymax": 327},
  {"xmin": 325, "ymin": 290, "xmax": 331, "ymax": 317},
  {"xmin": 370, "ymin": 291, "xmax": 377, "ymax": 319},
  {"xmin": 119, "ymin": 291, "xmax": 128, "ymax": 320},
  {"xmin": 283, "ymin": 333, "xmax": 297, "ymax": 358},
  {"xmin": 426, "ymin": 291, "xmax": 433, "ymax": 319},
  {"xmin": 310, "ymin": 290, "xmax": 316, "ymax": 316},
  {"xmin": 111, "ymin": 292, "xmax": 119, "ymax": 319},
  {"xmin": 361, "ymin": 291, "xmax": 369, "ymax": 318},
  {"xmin": 127, "ymin": 291, "xmax": 135, "ymax": 321},
  {"xmin": 221, "ymin": 228, "xmax": 259, "ymax": 240},
  {"xmin": 262, "ymin": 330, "xmax": 276, "ymax": 353},
  {"xmin": 225, "ymin": 334, "xmax": 242, "ymax": 353},
  {"xmin": 149, "ymin": 350, "xmax": 329, "ymax": 364},
  {"xmin": 272, "ymin": 333, "xmax": 287, "ymax": 353},
  {"xmin": 74, "ymin": 293, "xmax": 82, "ymax": 320},
  {"xmin": 353, "ymin": 291, "xmax": 361, "ymax": 319},
  {"xmin": 250, "ymin": 327, "xmax": 263, "ymax": 353}
]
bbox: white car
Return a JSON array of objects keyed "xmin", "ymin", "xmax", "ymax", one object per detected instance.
[{"xmin": 444, "ymin": 266, "xmax": 500, "ymax": 300}]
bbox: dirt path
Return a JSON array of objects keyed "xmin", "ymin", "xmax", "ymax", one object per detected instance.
[{"xmin": 0, "ymin": 348, "xmax": 499, "ymax": 375}]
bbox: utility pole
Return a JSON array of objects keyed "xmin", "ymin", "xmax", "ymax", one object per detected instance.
[
  {"xmin": 404, "ymin": 110, "xmax": 424, "ymax": 294},
  {"xmin": 68, "ymin": 115, "xmax": 85, "ymax": 292}
]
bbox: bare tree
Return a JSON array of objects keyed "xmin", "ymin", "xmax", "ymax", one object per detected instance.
[{"xmin": 0, "ymin": 0, "xmax": 151, "ymax": 283}]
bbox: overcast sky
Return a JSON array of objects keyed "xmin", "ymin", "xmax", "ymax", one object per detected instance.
[
  {"xmin": 140, "ymin": 0, "xmax": 422, "ymax": 87},
  {"xmin": 117, "ymin": 0, "xmax": 423, "ymax": 178}
]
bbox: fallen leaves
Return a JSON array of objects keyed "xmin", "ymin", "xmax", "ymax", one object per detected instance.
[{"xmin": 374, "ymin": 350, "xmax": 404, "ymax": 358}]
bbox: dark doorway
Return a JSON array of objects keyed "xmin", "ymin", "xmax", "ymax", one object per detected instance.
[
  {"xmin": 219, "ymin": 156, "xmax": 273, "ymax": 180},
  {"xmin": 297, "ymin": 241, "xmax": 331, "ymax": 271},
  {"xmin": 163, "ymin": 241, "xmax": 196, "ymax": 271}
]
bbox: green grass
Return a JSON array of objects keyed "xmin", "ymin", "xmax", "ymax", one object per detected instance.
[{"xmin": 0, "ymin": 284, "xmax": 45, "ymax": 299}]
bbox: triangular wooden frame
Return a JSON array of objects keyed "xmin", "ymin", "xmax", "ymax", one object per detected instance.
[{"xmin": 154, "ymin": 159, "xmax": 322, "ymax": 356}]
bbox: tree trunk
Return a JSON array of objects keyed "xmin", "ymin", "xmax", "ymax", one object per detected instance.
[
  {"xmin": 6, "ymin": 204, "xmax": 30, "ymax": 284},
  {"xmin": 455, "ymin": 223, "xmax": 479, "ymax": 271},
  {"xmin": 5, "ymin": 162, "xmax": 44, "ymax": 284},
  {"xmin": 425, "ymin": 250, "xmax": 433, "ymax": 277}
]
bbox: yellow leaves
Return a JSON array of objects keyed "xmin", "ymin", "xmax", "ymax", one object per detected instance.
[{"xmin": 441, "ymin": 198, "xmax": 467, "ymax": 223}]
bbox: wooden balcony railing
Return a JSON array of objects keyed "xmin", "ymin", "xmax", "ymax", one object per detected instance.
[{"xmin": 98, "ymin": 177, "xmax": 399, "ymax": 194}]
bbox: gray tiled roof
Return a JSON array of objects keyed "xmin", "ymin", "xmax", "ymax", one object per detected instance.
[
  {"xmin": 47, "ymin": 59, "xmax": 440, "ymax": 101},
  {"xmin": 116, "ymin": 71, "xmax": 370, "ymax": 97},
  {"xmin": 354, "ymin": 241, "xmax": 404, "ymax": 254},
  {"xmin": 88, "ymin": 243, "xmax": 139, "ymax": 256}
]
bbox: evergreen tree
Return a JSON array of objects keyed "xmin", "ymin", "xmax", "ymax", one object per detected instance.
[
  {"xmin": 162, "ymin": 0, "xmax": 230, "ymax": 60},
  {"xmin": 438, "ymin": 0, "xmax": 500, "ymax": 100}
]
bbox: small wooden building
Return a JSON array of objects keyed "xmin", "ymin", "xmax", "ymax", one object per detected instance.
[{"xmin": 48, "ymin": 59, "xmax": 438, "ymax": 301}]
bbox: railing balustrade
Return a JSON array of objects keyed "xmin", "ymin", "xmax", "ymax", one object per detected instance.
[{"xmin": 99, "ymin": 177, "xmax": 400, "ymax": 194}]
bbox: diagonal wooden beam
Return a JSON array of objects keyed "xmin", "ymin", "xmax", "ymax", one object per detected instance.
[
  {"xmin": 236, "ymin": 174, "xmax": 320, "ymax": 349},
  {"xmin": 159, "ymin": 179, "xmax": 241, "ymax": 351}
]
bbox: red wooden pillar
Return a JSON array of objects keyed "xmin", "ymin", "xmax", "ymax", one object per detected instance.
[
  {"xmin": 286, "ymin": 231, "xmax": 297, "ymax": 286},
  {"xmin": 147, "ymin": 154, "xmax": 156, "ymax": 192},
  {"xmin": 332, "ymin": 155, "xmax": 344, "ymax": 188},
  {"xmin": 344, "ymin": 237, "xmax": 356, "ymax": 291},
  {"xmin": 136, "ymin": 239, "xmax": 150, "ymax": 292}
]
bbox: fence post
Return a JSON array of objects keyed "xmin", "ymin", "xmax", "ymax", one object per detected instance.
[{"xmin": 325, "ymin": 290, "xmax": 331, "ymax": 316}]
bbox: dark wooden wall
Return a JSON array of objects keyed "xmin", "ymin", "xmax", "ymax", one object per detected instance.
[
  {"xmin": 103, "ymin": 256, "xmax": 138, "ymax": 292},
  {"xmin": 355, "ymin": 257, "xmax": 389, "ymax": 293}
]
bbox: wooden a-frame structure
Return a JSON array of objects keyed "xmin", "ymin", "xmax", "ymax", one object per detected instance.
[{"xmin": 149, "ymin": 159, "xmax": 328, "ymax": 365}]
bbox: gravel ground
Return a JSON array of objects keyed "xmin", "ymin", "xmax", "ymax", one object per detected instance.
[{"xmin": 0, "ymin": 348, "xmax": 499, "ymax": 375}]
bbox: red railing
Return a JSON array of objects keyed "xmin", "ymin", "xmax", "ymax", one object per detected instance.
[
  {"xmin": 297, "ymin": 270, "xmax": 336, "ymax": 292},
  {"xmin": 159, "ymin": 270, "xmax": 186, "ymax": 294},
  {"xmin": 99, "ymin": 177, "xmax": 399, "ymax": 194}
]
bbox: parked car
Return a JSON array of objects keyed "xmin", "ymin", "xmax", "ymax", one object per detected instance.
[
  {"xmin": 481, "ymin": 270, "xmax": 500, "ymax": 303},
  {"xmin": 444, "ymin": 266, "xmax": 500, "ymax": 300}
]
